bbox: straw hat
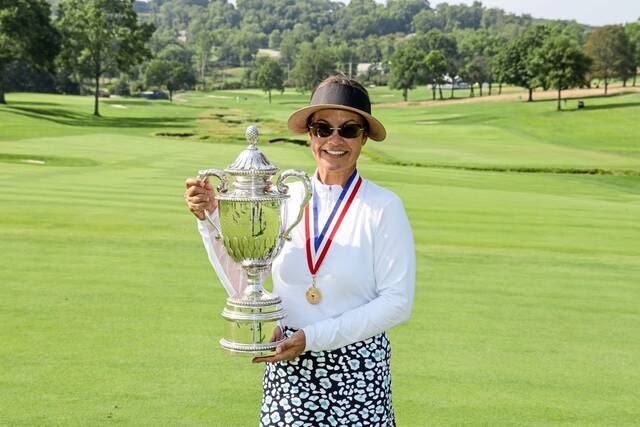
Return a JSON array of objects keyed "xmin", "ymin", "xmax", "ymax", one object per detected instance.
[{"xmin": 287, "ymin": 82, "xmax": 387, "ymax": 141}]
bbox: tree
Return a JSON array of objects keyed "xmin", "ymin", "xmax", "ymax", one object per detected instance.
[
  {"xmin": 268, "ymin": 29, "xmax": 281, "ymax": 49},
  {"xmin": 412, "ymin": 9, "xmax": 445, "ymax": 33},
  {"xmin": 188, "ymin": 16, "xmax": 213, "ymax": 88},
  {"xmin": 335, "ymin": 42, "xmax": 357, "ymax": 78},
  {"xmin": 494, "ymin": 25, "xmax": 552, "ymax": 101},
  {"xmin": 620, "ymin": 46, "xmax": 637, "ymax": 87},
  {"xmin": 384, "ymin": 0, "xmax": 430, "ymax": 34},
  {"xmin": 334, "ymin": 0, "xmax": 382, "ymax": 40},
  {"xmin": 492, "ymin": 45, "xmax": 509, "ymax": 95},
  {"xmin": 145, "ymin": 59, "xmax": 195, "ymax": 101},
  {"xmin": 206, "ymin": 0, "xmax": 240, "ymax": 29},
  {"xmin": 255, "ymin": 57, "xmax": 284, "ymax": 103},
  {"xmin": 158, "ymin": 43, "xmax": 194, "ymax": 68},
  {"xmin": 585, "ymin": 25, "xmax": 635, "ymax": 95},
  {"xmin": 290, "ymin": 43, "xmax": 336, "ymax": 92},
  {"xmin": 530, "ymin": 35, "xmax": 591, "ymax": 111},
  {"xmin": 459, "ymin": 56, "xmax": 485, "ymax": 97},
  {"xmin": 457, "ymin": 29, "xmax": 505, "ymax": 96},
  {"xmin": 389, "ymin": 45, "xmax": 425, "ymax": 101},
  {"xmin": 408, "ymin": 29, "xmax": 459, "ymax": 98},
  {"xmin": 423, "ymin": 50, "xmax": 447, "ymax": 100},
  {"xmin": 0, "ymin": 0, "xmax": 60, "ymax": 104},
  {"xmin": 624, "ymin": 22, "xmax": 640, "ymax": 86},
  {"xmin": 56, "ymin": 0, "xmax": 154, "ymax": 116},
  {"xmin": 279, "ymin": 30, "xmax": 299, "ymax": 77},
  {"xmin": 458, "ymin": 30, "xmax": 488, "ymax": 96},
  {"xmin": 227, "ymin": 25, "xmax": 267, "ymax": 66}
]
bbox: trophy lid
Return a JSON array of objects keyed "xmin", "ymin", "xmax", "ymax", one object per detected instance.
[{"xmin": 225, "ymin": 126, "xmax": 278, "ymax": 175}]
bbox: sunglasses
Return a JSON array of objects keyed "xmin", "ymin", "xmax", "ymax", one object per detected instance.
[{"xmin": 308, "ymin": 122, "xmax": 366, "ymax": 139}]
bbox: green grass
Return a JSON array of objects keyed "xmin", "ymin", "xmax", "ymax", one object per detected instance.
[
  {"xmin": 371, "ymin": 92, "xmax": 640, "ymax": 173},
  {"xmin": 1, "ymin": 88, "xmax": 639, "ymax": 426},
  {"xmin": 209, "ymin": 66, "xmax": 246, "ymax": 85}
]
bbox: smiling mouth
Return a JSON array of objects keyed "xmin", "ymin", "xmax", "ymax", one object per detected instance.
[{"xmin": 323, "ymin": 149, "xmax": 348, "ymax": 157}]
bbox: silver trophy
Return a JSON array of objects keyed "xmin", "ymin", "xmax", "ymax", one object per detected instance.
[{"xmin": 197, "ymin": 125, "xmax": 311, "ymax": 356}]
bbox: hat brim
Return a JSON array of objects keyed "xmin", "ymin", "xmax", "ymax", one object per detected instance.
[{"xmin": 287, "ymin": 104, "xmax": 387, "ymax": 142}]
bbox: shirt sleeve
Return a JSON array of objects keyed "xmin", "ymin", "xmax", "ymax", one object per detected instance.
[
  {"xmin": 197, "ymin": 210, "xmax": 248, "ymax": 297},
  {"xmin": 302, "ymin": 195, "xmax": 416, "ymax": 352}
]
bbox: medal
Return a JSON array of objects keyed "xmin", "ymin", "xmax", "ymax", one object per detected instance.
[
  {"xmin": 306, "ymin": 276, "xmax": 321, "ymax": 304},
  {"xmin": 304, "ymin": 170, "xmax": 362, "ymax": 305}
]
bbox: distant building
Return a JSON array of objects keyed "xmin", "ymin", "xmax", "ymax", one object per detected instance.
[
  {"xmin": 178, "ymin": 30, "xmax": 187, "ymax": 43},
  {"xmin": 138, "ymin": 91, "xmax": 169, "ymax": 100},
  {"xmin": 356, "ymin": 63, "xmax": 375, "ymax": 76}
]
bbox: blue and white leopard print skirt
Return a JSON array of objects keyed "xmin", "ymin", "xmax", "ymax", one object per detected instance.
[{"xmin": 260, "ymin": 328, "xmax": 395, "ymax": 427}]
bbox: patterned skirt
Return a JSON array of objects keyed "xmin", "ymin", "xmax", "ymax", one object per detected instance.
[{"xmin": 260, "ymin": 328, "xmax": 395, "ymax": 427}]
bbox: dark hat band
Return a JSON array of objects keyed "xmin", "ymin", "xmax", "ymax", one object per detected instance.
[{"xmin": 310, "ymin": 83, "xmax": 371, "ymax": 114}]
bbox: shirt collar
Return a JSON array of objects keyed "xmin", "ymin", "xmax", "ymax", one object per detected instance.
[{"xmin": 312, "ymin": 170, "xmax": 345, "ymax": 195}]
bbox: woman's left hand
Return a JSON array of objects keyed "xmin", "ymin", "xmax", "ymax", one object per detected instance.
[{"xmin": 252, "ymin": 330, "xmax": 306, "ymax": 364}]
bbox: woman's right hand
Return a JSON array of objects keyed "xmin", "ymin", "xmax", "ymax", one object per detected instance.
[{"xmin": 184, "ymin": 178, "xmax": 217, "ymax": 220}]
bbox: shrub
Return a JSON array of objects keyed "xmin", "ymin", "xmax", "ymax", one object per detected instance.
[
  {"xmin": 211, "ymin": 81, "xmax": 244, "ymax": 90},
  {"xmin": 112, "ymin": 78, "xmax": 131, "ymax": 96}
]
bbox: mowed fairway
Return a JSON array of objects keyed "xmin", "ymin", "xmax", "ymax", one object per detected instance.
[{"xmin": 1, "ymin": 87, "xmax": 639, "ymax": 426}]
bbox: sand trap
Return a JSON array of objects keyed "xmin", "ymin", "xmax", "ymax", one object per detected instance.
[
  {"xmin": 23, "ymin": 159, "xmax": 46, "ymax": 165},
  {"xmin": 380, "ymin": 94, "xmax": 395, "ymax": 97},
  {"xmin": 416, "ymin": 121, "xmax": 440, "ymax": 125},
  {"xmin": 208, "ymin": 95, "xmax": 232, "ymax": 99},
  {"xmin": 111, "ymin": 104, "xmax": 128, "ymax": 109}
]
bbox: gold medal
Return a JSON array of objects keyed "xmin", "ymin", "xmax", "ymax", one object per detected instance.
[
  {"xmin": 306, "ymin": 285, "xmax": 321, "ymax": 304},
  {"xmin": 306, "ymin": 275, "xmax": 321, "ymax": 304}
]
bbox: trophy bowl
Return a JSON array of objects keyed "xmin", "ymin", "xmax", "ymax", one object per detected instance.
[{"xmin": 197, "ymin": 125, "xmax": 311, "ymax": 356}]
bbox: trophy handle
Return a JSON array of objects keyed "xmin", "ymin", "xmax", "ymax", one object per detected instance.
[
  {"xmin": 197, "ymin": 168, "xmax": 228, "ymax": 240},
  {"xmin": 276, "ymin": 169, "xmax": 311, "ymax": 241}
]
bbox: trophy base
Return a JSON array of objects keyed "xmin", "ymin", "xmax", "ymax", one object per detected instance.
[
  {"xmin": 220, "ymin": 338, "xmax": 286, "ymax": 356},
  {"xmin": 220, "ymin": 291, "xmax": 286, "ymax": 356}
]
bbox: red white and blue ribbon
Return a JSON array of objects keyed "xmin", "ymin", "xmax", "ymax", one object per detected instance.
[{"xmin": 305, "ymin": 170, "xmax": 362, "ymax": 277}]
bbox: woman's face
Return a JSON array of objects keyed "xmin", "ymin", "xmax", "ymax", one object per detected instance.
[{"xmin": 308, "ymin": 109, "xmax": 368, "ymax": 177}]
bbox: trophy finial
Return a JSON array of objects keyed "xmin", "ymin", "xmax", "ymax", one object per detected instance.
[{"xmin": 246, "ymin": 125, "xmax": 259, "ymax": 148}]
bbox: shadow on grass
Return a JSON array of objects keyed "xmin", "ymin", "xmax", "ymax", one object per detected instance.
[
  {"xmin": 170, "ymin": 103, "xmax": 225, "ymax": 110},
  {"xmin": 572, "ymin": 91, "xmax": 639, "ymax": 100},
  {"xmin": 411, "ymin": 113, "xmax": 504, "ymax": 125},
  {"xmin": 7, "ymin": 100, "xmax": 62, "ymax": 107},
  {"xmin": 527, "ymin": 91, "xmax": 640, "ymax": 112},
  {"xmin": 413, "ymin": 114, "xmax": 470, "ymax": 124},
  {"xmin": 565, "ymin": 102, "xmax": 640, "ymax": 112},
  {"xmin": 276, "ymin": 101, "xmax": 308, "ymax": 106},
  {"xmin": 5, "ymin": 105, "xmax": 192, "ymax": 129},
  {"xmin": 534, "ymin": 91, "xmax": 638, "ymax": 103},
  {"xmin": 103, "ymin": 99, "xmax": 204, "ymax": 109},
  {"xmin": 364, "ymin": 146, "xmax": 640, "ymax": 176},
  {"xmin": 102, "ymin": 99, "xmax": 159, "ymax": 107}
]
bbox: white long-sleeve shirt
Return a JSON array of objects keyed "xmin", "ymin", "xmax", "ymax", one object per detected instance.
[{"xmin": 197, "ymin": 174, "xmax": 416, "ymax": 352}]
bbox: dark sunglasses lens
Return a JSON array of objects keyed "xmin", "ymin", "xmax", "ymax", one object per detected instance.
[
  {"xmin": 339, "ymin": 124, "xmax": 363, "ymax": 138},
  {"xmin": 313, "ymin": 123, "xmax": 333, "ymax": 138}
]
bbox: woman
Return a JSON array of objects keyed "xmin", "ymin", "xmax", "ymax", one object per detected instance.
[{"xmin": 185, "ymin": 75, "xmax": 415, "ymax": 426}]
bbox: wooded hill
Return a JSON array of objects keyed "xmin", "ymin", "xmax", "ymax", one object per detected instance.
[{"xmin": 2, "ymin": 1, "xmax": 638, "ymax": 113}]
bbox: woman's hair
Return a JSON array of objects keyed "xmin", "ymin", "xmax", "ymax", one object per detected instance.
[{"xmin": 311, "ymin": 73, "xmax": 369, "ymax": 100}]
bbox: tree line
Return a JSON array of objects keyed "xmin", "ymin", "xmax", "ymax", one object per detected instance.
[
  {"xmin": 389, "ymin": 23, "xmax": 639, "ymax": 110},
  {"xmin": 1, "ymin": 0, "xmax": 639, "ymax": 114}
]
